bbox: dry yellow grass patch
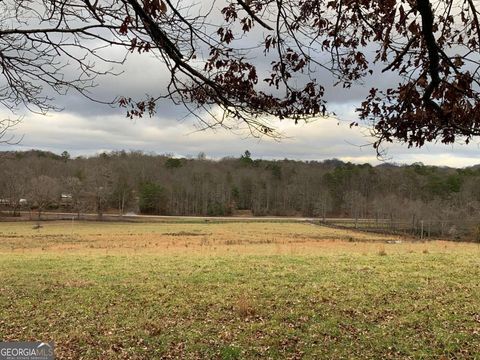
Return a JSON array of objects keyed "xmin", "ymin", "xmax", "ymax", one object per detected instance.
[{"xmin": 0, "ymin": 220, "xmax": 478, "ymax": 257}]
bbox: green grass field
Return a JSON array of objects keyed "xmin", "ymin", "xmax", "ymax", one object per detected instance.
[{"xmin": 0, "ymin": 221, "xmax": 479, "ymax": 359}]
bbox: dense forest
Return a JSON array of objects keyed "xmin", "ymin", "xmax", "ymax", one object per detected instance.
[{"xmin": 1, "ymin": 150, "xmax": 479, "ymax": 236}]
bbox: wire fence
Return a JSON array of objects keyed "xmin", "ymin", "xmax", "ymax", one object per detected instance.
[{"xmin": 320, "ymin": 218, "xmax": 480, "ymax": 242}]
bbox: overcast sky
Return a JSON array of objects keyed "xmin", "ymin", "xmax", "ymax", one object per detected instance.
[
  {"xmin": 1, "ymin": 5, "xmax": 479, "ymax": 168},
  {"xmin": 3, "ymin": 102, "xmax": 479, "ymax": 168}
]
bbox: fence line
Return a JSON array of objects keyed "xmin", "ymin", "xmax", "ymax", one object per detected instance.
[{"xmin": 320, "ymin": 218, "xmax": 480, "ymax": 242}]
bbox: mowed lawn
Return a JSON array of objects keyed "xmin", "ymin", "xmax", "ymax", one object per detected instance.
[{"xmin": 0, "ymin": 221, "xmax": 479, "ymax": 359}]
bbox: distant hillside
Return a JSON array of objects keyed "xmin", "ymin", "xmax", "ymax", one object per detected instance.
[
  {"xmin": 0, "ymin": 150, "xmax": 479, "ymax": 236},
  {"xmin": 0, "ymin": 149, "xmax": 62, "ymax": 160}
]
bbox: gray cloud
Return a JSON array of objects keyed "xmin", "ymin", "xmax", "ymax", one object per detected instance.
[{"xmin": 2, "ymin": 108, "xmax": 479, "ymax": 168}]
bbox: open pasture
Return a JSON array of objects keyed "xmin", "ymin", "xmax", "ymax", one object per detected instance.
[{"xmin": 0, "ymin": 220, "xmax": 479, "ymax": 359}]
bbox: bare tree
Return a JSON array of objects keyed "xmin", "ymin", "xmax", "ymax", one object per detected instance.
[
  {"xmin": 29, "ymin": 175, "xmax": 60, "ymax": 219},
  {"xmin": 0, "ymin": 118, "xmax": 22, "ymax": 144},
  {"xmin": 0, "ymin": 165, "xmax": 27, "ymax": 216},
  {"xmin": 0, "ymin": 0, "xmax": 479, "ymax": 147},
  {"xmin": 63, "ymin": 176, "xmax": 87, "ymax": 219},
  {"xmin": 85, "ymin": 162, "xmax": 113, "ymax": 217}
]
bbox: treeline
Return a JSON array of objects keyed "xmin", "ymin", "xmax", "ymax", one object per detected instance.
[{"xmin": 1, "ymin": 149, "xmax": 479, "ymax": 227}]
